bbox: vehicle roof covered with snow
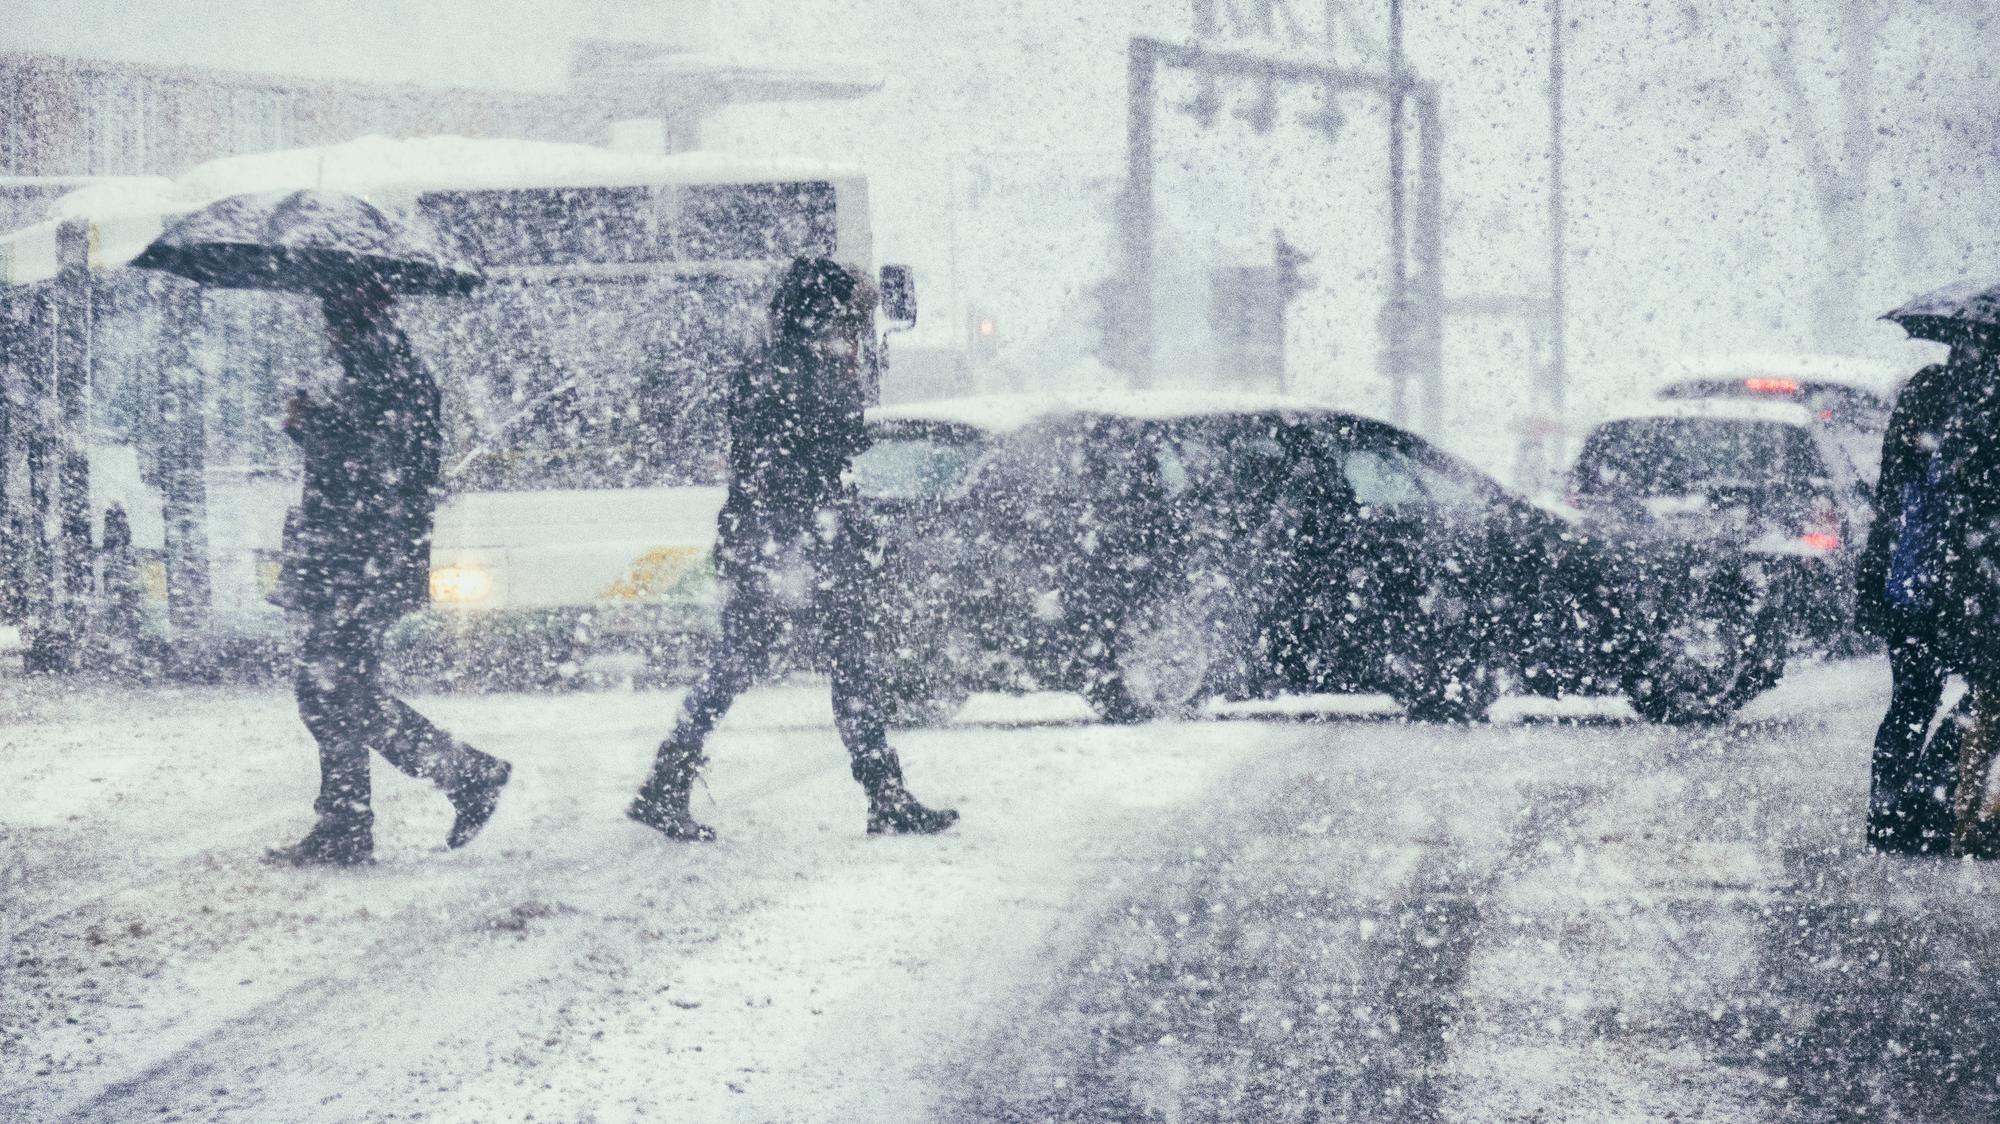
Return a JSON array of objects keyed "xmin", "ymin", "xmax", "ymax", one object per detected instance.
[
  {"xmin": 868, "ymin": 391, "xmax": 1351, "ymax": 435},
  {"xmin": 1654, "ymin": 352, "xmax": 1909, "ymax": 402},
  {"xmin": 1594, "ymin": 397, "xmax": 1819, "ymax": 428},
  {"xmin": 53, "ymin": 136, "xmax": 863, "ymax": 224},
  {"xmin": 2, "ymin": 136, "xmax": 862, "ymax": 287}
]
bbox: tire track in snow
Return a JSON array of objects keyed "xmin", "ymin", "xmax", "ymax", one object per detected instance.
[{"xmin": 952, "ymin": 723, "xmax": 1606, "ymax": 1123}]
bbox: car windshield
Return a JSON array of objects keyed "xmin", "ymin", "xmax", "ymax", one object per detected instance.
[
  {"xmin": 852, "ymin": 424, "xmax": 989, "ymax": 500},
  {"xmin": 1573, "ymin": 417, "xmax": 1814, "ymax": 498}
]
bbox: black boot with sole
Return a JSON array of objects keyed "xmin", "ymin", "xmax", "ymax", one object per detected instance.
[
  {"xmin": 446, "ymin": 755, "xmax": 512, "ymax": 849},
  {"xmin": 628, "ymin": 747, "xmax": 716, "ymax": 842},
  {"xmin": 866, "ymin": 782, "xmax": 960, "ymax": 836},
  {"xmin": 267, "ymin": 810, "xmax": 375, "ymax": 867},
  {"xmin": 858, "ymin": 753, "xmax": 958, "ymax": 836}
]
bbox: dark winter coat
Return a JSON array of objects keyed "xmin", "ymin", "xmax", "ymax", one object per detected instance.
[
  {"xmin": 1856, "ymin": 363, "xmax": 1955, "ymax": 641},
  {"xmin": 1934, "ymin": 371, "xmax": 2000, "ymax": 678},
  {"xmin": 281, "ymin": 314, "xmax": 442, "ymax": 623},
  {"xmin": 713, "ymin": 336, "xmax": 871, "ymax": 582}
]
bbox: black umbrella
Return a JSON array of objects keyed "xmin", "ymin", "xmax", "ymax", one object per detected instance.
[
  {"xmin": 130, "ymin": 189, "xmax": 482, "ymax": 296},
  {"xmin": 1882, "ymin": 279, "xmax": 2000, "ymax": 344}
]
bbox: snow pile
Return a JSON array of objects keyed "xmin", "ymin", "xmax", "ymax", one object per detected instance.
[{"xmin": 44, "ymin": 176, "xmax": 175, "ymax": 223}]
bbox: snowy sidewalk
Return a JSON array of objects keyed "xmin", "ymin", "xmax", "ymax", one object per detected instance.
[{"xmin": 0, "ymin": 681, "xmax": 1272, "ymax": 1121}]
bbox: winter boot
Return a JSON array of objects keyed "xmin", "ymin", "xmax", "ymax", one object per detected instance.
[
  {"xmin": 627, "ymin": 749, "xmax": 715, "ymax": 842},
  {"xmin": 865, "ymin": 782, "xmax": 959, "ymax": 836},
  {"xmin": 445, "ymin": 756, "xmax": 512, "ymax": 850},
  {"xmin": 266, "ymin": 810, "xmax": 375, "ymax": 867}
]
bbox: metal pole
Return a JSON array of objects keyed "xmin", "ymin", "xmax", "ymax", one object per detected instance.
[
  {"xmin": 1547, "ymin": 0, "xmax": 1569, "ymax": 460},
  {"xmin": 1123, "ymin": 38, "xmax": 1158, "ymax": 389},
  {"xmin": 48, "ymin": 220, "xmax": 93, "ymax": 668},
  {"xmin": 159, "ymin": 284, "xmax": 211, "ymax": 634},
  {"xmin": 1386, "ymin": 0, "xmax": 1410, "ymax": 425},
  {"xmin": 1414, "ymin": 88, "xmax": 1446, "ymax": 438},
  {"xmin": 0, "ymin": 297, "xmax": 16, "ymax": 623}
]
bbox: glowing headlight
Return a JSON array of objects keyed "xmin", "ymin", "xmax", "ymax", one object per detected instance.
[{"xmin": 430, "ymin": 565, "xmax": 493, "ymax": 603}]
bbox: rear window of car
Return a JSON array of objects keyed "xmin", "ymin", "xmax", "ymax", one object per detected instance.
[
  {"xmin": 1660, "ymin": 379, "xmax": 1892, "ymax": 426},
  {"xmin": 852, "ymin": 423, "xmax": 989, "ymax": 500},
  {"xmin": 1573, "ymin": 417, "xmax": 1824, "ymax": 499}
]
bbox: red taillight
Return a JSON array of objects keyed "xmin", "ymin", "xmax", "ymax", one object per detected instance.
[
  {"xmin": 1745, "ymin": 377, "xmax": 1800, "ymax": 394},
  {"xmin": 1801, "ymin": 495, "xmax": 1840, "ymax": 552}
]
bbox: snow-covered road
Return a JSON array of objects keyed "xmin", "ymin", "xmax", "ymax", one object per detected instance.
[{"xmin": 5, "ymin": 662, "xmax": 1999, "ymax": 1122}]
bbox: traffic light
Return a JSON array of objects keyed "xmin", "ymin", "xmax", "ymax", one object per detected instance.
[
  {"xmin": 969, "ymin": 308, "xmax": 998, "ymax": 364},
  {"xmin": 1273, "ymin": 230, "xmax": 1314, "ymax": 302}
]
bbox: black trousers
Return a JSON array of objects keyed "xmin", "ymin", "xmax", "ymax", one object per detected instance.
[
  {"xmin": 646, "ymin": 536, "xmax": 899, "ymax": 793},
  {"xmin": 295, "ymin": 611, "xmax": 494, "ymax": 818},
  {"xmin": 1867, "ymin": 640, "xmax": 1959, "ymax": 852}
]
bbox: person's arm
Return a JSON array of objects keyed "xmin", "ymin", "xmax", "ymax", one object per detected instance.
[
  {"xmin": 1856, "ymin": 366, "xmax": 1945, "ymax": 629},
  {"xmin": 725, "ymin": 363, "xmax": 765, "ymax": 490}
]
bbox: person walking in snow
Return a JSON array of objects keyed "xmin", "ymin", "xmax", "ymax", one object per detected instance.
[
  {"xmin": 627, "ymin": 257, "xmax": 958, "ymax": 841},
  {"xmin": 1857, "ymin": 353, "xmax": 1966, "ymax": 854},
  {"xmin": 268, "ymin": 277, "xmax": 512, "ymax": 867},
  {"xmin": 1926, "ymin": 337, "xmax": 2000, "ymax": 856}
]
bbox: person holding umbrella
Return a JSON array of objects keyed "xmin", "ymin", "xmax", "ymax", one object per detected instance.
[
  {"xmin": 1856, "ymin": 348, "xmax": 1965, "ymax": 853},
  {"xmin": 627, "ymin": 256, "xmax": 958, "ymax": 842},
  {"xmin": 136, "ymin": 190, "xmax": 510, "ymax": 866},
  {"xmin": 1877, "ymin": 284, "xmax": 2000, "ymax": 856}
]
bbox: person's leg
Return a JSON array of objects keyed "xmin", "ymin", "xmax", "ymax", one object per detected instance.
[
  {"xmin": 631, "ymin": 582, "xmax": 779, "ymax": 839},
  {"xmin": 1903, "ymin": 692, "xmax": 1968, "ymax": 852},
  {"xmin": 273, "ymin": 612, "xmax": 377, "ymax": 865},
  {"xmin": 1868, "ymin": 641, "xmax": 1948, "ymax": 852},
  {"xmin": 342, "ymin": 628, "xmax": 511, "ymax": 849},
  {"xmin": 1952, "ymin": 685, "xmax": 2000, "ymax": 857},
  {"xmin": 360, "ymin": 690, "xmax": 512, "ymax": 848},
  {"xmin": 822, "ymin": 534, "xmax": 957, "ymax": 836},
  {"xmin": 297, "ymin": 613, "xmax": 374, "ymax": 818}
]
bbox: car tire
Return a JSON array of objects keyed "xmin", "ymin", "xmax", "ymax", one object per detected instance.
[
  {"xmin": 1392, "ymin": 657, "xmax": 1503, "ymax": 723},
  {"xmin": 1382, "ymin": 580, "xmax": 1503, "ymax": 723},
  {"xmin": 1084, "ymin": 587, "xmax": 1233, "ymax": 724},
  {"xmin": 1625, "ymin": 566, "xmax": 1767, "ymax": 725}
]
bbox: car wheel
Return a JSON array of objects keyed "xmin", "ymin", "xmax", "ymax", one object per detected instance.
[
  {"xmin": 1625, "ymin": 568, "xmax": 1765, "ymax": 724},
  {"xmin": 1388, "ymin": 650, "xmax": 1503, "ymax": 723},
  {"xmin": 1383, "ymin": 581, "xmax": 1503, "ymax": 723},
  {"xmin": 1084, "ymin": 590, "xmax": 1228, "ymax": 724}
]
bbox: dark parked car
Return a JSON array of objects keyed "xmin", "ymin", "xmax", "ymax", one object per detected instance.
[
  {"xmin": 853, "ymin": 393, "xmax": 1772, "ymax": 726},
  {"xmin": 1567, "ymin": 398, "xmax": 1875, "ymax": 652}
]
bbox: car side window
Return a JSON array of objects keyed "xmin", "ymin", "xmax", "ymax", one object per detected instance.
[
  {"xmin": 1343, "ymin": 447, "xmax": 1428, "ymax": 510},
  {"xmin": 1785, "ymin": 429, "xmax": 1833, "ymax": 488},
  {"xmin": 1404, "ymin": 447, "xmax": 1500, "ymax": 513},
  {"xmin": 1154, "ymin": 440, "xmax": 1191, "ymax": 498}
]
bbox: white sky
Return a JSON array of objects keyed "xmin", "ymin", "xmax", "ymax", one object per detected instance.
[{"xmin": 9, "ymin": 0, "xmax": 1987, "ymax": 473}]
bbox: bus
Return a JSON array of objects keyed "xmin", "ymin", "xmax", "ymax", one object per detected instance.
[{"xmin": 0, "ymin": 136, "xmax": 914, "ymax": 680}]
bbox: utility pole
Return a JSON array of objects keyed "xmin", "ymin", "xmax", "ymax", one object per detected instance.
[
  {"xmin": 1545, "ymin": 0, "xmax": 1569, "ymax": 475},
  {"xmin": 1122, "ymin": 39, "xmax": 1159, "ymax": 388},
  {"xmin": 1385, "ymin": 0, "xmax": 1409, "ymax": 425}
]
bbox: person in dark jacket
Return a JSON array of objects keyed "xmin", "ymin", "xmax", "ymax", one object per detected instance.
[
  {"xmin": 1928, "ymin": 340, "xmax": 2000, "ymax": 854},
  {"xmin": 268, "ymin": 277, "xmax": 511, "ymax": 867},
  {"xmin": 1857, "ymin": 357, "xmax": 1963, "ymax": 854},
  {"xmin": 628, "ymin": 257, "xmax": 957, "ymax": 841}
]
